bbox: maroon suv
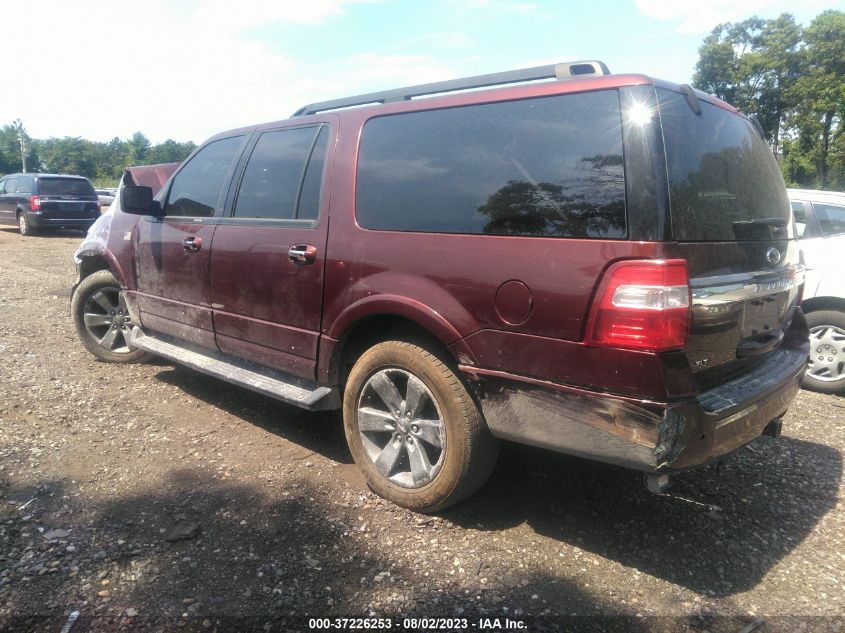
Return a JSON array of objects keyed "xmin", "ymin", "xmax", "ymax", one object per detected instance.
[{"xmin": 71, "ymin": 60, "xmax": 808, "ymax": 511}]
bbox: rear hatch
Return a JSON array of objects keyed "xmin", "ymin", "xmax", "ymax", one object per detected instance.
[
  {"xmin": 37, "ymin": 177, "xmax": 99, "ymax": 218},
  {"xmin": 657, "ymin": 87, "xmax": 804, "ymax": 391}
]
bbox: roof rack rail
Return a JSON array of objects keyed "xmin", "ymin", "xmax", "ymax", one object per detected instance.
[{"xmin": 292, "ymin": 59, "xmax": 610, "ymax": 117}]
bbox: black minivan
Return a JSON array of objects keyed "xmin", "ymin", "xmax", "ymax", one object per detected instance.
[{"xmin": 0, "ymin": 173, "xmax": 100, "ymax": 235}]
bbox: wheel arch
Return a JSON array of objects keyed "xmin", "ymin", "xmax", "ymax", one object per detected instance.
[
  {"xmin": 75, "ymin": 249, "xmax": 127, "ymax": 288},
  {"xmin": 325, "ymin": 305, "xmax": 478, "ymax": 388},
  {"xmin": 802, "ymin": 296, "xmax": 845, "ymax": 315}
]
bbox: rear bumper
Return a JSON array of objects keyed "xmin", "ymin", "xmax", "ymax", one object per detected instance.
[
  {"xmin": 461, "ymin": 346, "xmax": 807, "ymax": 473},
  {"xmin": 28, "ymin": 212, "xmax": 97, "ymax": 230}
]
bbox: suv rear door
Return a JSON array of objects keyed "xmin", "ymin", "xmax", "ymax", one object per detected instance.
[
  {"xmin": 132, "ymin": 135, "xmax": 247, "ymax": 349},
  {"xmin": 657, "ymin": 87, "xmax": 803, "ymax": 390},
  {"xmin": 209, "ymin": 123, "xmax": 333, "ymax": 380}
]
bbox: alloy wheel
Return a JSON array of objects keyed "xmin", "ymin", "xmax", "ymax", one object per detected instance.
[
  {"xmin": 357, "ymin": 368, "xmax": 446, "ymax": 488},
  {"xmin": 82, "ymin": 287, "xmax": 134, "ymax": 354}
]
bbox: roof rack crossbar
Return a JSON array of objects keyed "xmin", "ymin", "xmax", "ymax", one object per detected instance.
[{"xmin": 292, "ymin": 59, "xmax": 610, "ymax": 117}]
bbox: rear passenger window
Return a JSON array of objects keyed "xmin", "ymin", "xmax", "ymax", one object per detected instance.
[
  {"xmin": 3, "ymin": 178, "xmax": 18, "ymax": 194},
  {"xmin": 791, "ymin": 201, "xmax": 807, "ymax": 237},
  {"xmin": 165, "ymin": 136, "xmax": 243, "ymax": 218},
  {"xmin": 16, "ymin": 176, "xmax": 33, "ymax": 194},
  {"xmin": 814, "ymin": 203, "xmax": 845, "ymax": 237},
  {"xmin": 234, "ymin": 125, "xmax": 328, "ymax": 220},
  {"xmin": 356, "ymin": 91, "xmax": 626, "ymax": 238}
]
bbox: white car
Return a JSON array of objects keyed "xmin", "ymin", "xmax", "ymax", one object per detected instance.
[{"xmin": 789, "ymin": 188, "xmax": 845, "ymax": 393}]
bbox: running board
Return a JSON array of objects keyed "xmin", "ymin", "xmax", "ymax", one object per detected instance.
[{"xmin": 128, "ymin": 327, "xmax": 340, "ymax": 411}]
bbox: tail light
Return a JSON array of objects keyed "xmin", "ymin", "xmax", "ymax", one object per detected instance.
[
  {"xmin": 29, "ymin": 195, "xmax": 41, "ymax": 210},
  {"xmin": 586, "ymin": 259, "xmax": 690, "ymax": 352}
]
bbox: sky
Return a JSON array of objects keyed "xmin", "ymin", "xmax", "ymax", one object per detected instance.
[{"xmin": 3, "ymin": 0, "xmax": 840, "ymax": 144}]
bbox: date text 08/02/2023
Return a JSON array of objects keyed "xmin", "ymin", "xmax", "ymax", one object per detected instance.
[{"xmin": 307, "ymin": 617, "xmax": 528, "ymax": 630}]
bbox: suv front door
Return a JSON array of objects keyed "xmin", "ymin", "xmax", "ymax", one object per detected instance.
[
  {"xmin": 0, "ymin": 177, "xmax": 19, "ymax": 223},
  {"xmin": 209, "ymin": 123, "xmax": 333, "ymax": 380},
  {"xmin": 132, "ymin": 135, "xmax": 246, "ymax": 349}
]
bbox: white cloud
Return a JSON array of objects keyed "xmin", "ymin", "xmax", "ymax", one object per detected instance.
[
  {"xmin": 0, "ymin": 0, "xmax": 425, "ymax": 144},
  {"xmin": 635, "ymin": 0, "xmax": 838, "ymax": 33}
]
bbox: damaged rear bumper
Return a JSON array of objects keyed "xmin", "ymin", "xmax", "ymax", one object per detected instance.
[{"xmin": 460, "ymin": 347, "xmax": 807, "ymax": 473}]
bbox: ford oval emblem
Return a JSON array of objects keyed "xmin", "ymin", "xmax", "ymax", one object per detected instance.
[{"xmin": 766, "ymin": 246, "xmax": 781, "ymax": 266}]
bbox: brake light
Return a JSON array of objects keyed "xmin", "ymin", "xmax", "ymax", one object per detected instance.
[
  {"xmin": 29, "ymin": 195, "xmax": 41, "ymax": 210},
  {"xmin": 586, "ymin": 259, "xmax": 690, "ymax": 352}
]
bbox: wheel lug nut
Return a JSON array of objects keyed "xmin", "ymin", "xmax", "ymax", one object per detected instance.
[
  {"xmin": 405, "ymin": 411, "xmax": 412, "ymax": 419},
  {"xmin": 411, "ymin": 424, "xmax": 419, "ymax": 433},
  {"xmin": 395, "ymin": 410, "xmax": 401, "ymax": 417}
]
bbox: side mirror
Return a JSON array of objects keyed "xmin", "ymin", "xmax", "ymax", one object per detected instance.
[{"xmin": 121, "ymin": 185, "xmax": 161, "ymax": 217}]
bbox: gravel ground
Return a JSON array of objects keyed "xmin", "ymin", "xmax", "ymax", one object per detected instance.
[{"xmin": 0, "ymin": 227, "xmax": 843, "ymax": 633}]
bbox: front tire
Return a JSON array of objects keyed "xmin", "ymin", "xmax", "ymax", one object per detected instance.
[
  {"xmin": 804, "ymin": 309, "xmax": 845, "ymax": 394},
  {"xmin": 343, "ymin": 340, "xmax": 498, "ymax": 512},
  {"xmin": 71, "ymin": 270, "xmax": 151, "ymax": 363}
]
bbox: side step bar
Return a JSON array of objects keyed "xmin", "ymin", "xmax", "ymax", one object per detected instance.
[{"xmin": 128, "ymin": 327, "xmax": 340, "ymax": 411}]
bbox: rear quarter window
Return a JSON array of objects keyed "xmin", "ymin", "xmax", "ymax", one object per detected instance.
[
  {"xmin": 356, "ymin": 90, "xmax": 626, "ymax": 238},
  {"xmin": 658, "ymin": 88, "xmax": 791, "ymax": 242}
]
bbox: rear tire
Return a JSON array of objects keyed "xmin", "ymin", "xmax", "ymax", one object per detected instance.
[
  {"xmin": 804, "ymin": 309, "xmax": 845, "ymax": 394},
  {"xmin": 343, "ymin": 340, "xmax": 498, "ymax": 512},
  {"xmin": 17, "ymin": 212, "xmax": 34, "ymax": 236},
  {"xmin": 72, "ymin": 270, "xmax": 151, "ymax": 363}
]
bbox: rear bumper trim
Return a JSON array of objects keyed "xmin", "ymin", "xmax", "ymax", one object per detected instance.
[{"xmin": 461, "ymin": 347, "xmax": 806, "ymax": 473}]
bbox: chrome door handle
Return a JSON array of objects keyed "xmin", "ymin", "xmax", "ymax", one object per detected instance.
[
  {"xmin": 182, "ymin": 236, "xmax": 203, "ymax": 253},
  {"xmin": 288, "ymin": 244, "xmax": 317, "ymax": 265}
]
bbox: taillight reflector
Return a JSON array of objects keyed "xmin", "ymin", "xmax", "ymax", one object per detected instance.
[
  {"xmin": 586, "ymin": 259, "xmax": 690, "ymax": 352},
  {"xmin": 30, "ymin": 195, "xmax": 41, "ymax": 210}
]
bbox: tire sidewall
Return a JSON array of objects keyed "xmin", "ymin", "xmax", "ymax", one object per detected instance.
[
  {"xmin": 343, "ymin": 342, "xmax": 471, "ymax": 511},
  {"xmin": 804, "ymin": 309, "xmax": 845, "ymax": 394}
]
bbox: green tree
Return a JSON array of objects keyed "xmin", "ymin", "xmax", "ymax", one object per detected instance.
[
  {"xmin": 786, "ymin": 10, "xmax": 845, "ymax": 189},
  {"xmin": 126, "ymin": 131, "xmax": 151, "ymax": 166},
  {"xmin": 693, "ymin": 14, "xmax": 802, "ymax": 154},
  {"xmin": 147, "ymin": 139, "xmax": 196, "ymax": 165}
]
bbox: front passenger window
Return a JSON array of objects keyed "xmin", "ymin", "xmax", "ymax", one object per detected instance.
[{"xmin": 165, "ymin": 136, "xmax": 243, "ymax": 217}]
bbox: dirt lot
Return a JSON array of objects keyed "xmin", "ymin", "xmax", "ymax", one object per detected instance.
[{"xmin": 0, "ymin": 227, "xmax": 843, "ymax": 633}]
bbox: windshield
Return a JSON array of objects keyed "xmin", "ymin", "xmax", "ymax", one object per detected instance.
[
  {"xmin": 38, "ymin": 178, "xmax": 96, "ymax": 197},
  {"xmin": 658, "ymin": 88, "xmax": 792, "ymax": 242}
]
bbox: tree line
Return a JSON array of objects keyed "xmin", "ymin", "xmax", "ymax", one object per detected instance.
[
  {"xmin": 693, "ymin": 9, "xmax": 845, "ymax": 190},
  {"xmin": 0, "ymin": 125, "xmax": 196, "ymax": 187}
]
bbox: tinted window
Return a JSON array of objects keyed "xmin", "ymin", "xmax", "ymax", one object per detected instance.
[
  {"xmin": 38, "ymin": 178, "xmax": 95, "ymax": 197},
  {"xmin": 166, "ymin": 136, "xmax": 243, "ymax": 217},
  {"xmin": 3, "ymin": 178, "xmax": 18, "ymax": 194},
  {"xmin": 234, "ymin": 126, "xmax": 324, "ymax": 220},
  {"xmin": 658, "ymin": 88, "xmax": 791, "ymax": 241},
  {"xmin": 297, "ymin": 126, "xmax": 330, "ymax": 220},
  {"xmin": 814, "ymin": 203, "xmax": 845, "ymax": 237},
  {"xmin": 356, "ymin": 91, "xmax": 626, "ymax": 238},
  {"xmin": 16, "ymin": 176, "xmax": 33, "ymax": 194}
]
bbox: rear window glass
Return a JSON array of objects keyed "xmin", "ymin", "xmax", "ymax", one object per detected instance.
[
  {"xmin": 38, "ymin": 178, "xmax": 95, "ymax": 197},
  {"xmin": 356, "ymin": 90, "xmax": 626, "ymax": 238},
  {"xmin": 813, "ymin": 203, "xmax": 845, "ymax": 237},
  {"xmin": 658, "ymin": 88, "xmax": 791, "ymax": 241}
]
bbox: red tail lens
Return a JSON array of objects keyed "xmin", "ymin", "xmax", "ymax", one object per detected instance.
[
  {"xmin": 29, "ymin": 195, "xmax": 41, "ymax": 210},
  {"xmin": 587, "ymin": 259, "xmax": 690, "ymax": 352}
]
